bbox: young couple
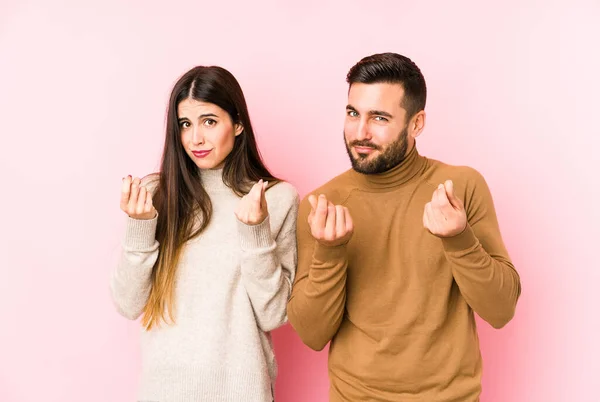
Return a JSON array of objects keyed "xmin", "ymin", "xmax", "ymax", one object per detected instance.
[{"xmin": 111, "ymin": 52, "xmax": 521, "ymax": 402}]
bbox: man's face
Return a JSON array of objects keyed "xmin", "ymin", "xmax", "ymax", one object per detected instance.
[{"xmin": 344, "ymin": 82, "xmax": 413, "ymax": 174}]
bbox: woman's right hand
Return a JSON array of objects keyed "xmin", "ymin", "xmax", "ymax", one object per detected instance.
[{"xmin": 120, "ymin": 176, "xmax": 157, "ymax": 220}]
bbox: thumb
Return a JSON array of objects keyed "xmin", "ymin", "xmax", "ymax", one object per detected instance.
[
  {"xmin": 307, "ymin": 195, "xmax": 317, "ymax": 226},
  {"xmin": 444, "ymin": 180, "xmax": 463, "ymax": 209},
  {"xmin": 252, "ymin": 180, "xmax": 263, "ymax": 203},
  {"xmin": 260, "ymin": 181, "xmax": 268, "ymax": 208},
  {"xmin": 422, "ymin": 202, "xmax": 429, "ymax": 228}
]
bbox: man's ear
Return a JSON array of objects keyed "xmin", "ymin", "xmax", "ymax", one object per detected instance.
[{"xmin": 409, "ymin": 110, "xmax": 426, "ymax": 140}]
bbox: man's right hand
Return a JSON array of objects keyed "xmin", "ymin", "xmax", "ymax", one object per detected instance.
[
  {"xmin": 307, "ymin": 194, "xmax": 354, "ymax": 247},
  {"xmin": 120, "ymin": 175, "xmax": 157, "ymax": 220}
]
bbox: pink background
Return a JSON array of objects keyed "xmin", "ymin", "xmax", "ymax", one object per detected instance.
[{"xmin": 1, "ymin": 0, "xmax": 599, "ymax": 401}]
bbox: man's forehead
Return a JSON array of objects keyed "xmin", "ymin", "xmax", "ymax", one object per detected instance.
[{"xmin": 347, "ymin": 82, "xmax": 405, "ymax": 111}]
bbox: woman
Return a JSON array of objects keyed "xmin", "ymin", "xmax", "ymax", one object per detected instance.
[{"xmin": 110, "ymin": 66, "xmax": 298, "ymax": 402}]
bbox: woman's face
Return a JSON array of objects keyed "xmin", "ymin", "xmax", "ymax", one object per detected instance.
[{"xmin": 178, "ymin": 98, "xmax": 243, "ymax": 170}]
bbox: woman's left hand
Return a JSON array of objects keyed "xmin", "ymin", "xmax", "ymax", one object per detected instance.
[{"xmin": 235, "ymin": 179, "xmax": 269, "ymax": 225}]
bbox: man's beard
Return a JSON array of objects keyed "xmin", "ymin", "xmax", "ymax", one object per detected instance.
[{"xmin": 344, "ymin": 126, "xmax": 409, "ymax": 174}]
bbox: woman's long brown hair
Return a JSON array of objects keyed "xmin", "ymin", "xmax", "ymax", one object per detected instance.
[{"xmin": 141, "ymin": 66, "xmax": 279, "ymax": 330}]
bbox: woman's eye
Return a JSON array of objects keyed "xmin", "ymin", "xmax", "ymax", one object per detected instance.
[
  {"xmin": 204, "ymin": 119, "xmax": 216, "ymax": 126},
  {"xmin": 180, "ymin": 121, "xmax": 190, "ymax": 128}
]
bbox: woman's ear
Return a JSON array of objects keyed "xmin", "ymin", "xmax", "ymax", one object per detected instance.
[{"xmin": 234, "ymin": 123, "xmax": 244, "ymax": 137}]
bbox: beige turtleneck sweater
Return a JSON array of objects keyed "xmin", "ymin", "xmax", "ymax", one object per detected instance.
[{"xmin": 110, "ymin": 168, "xmax": 299, "ymax": 402}]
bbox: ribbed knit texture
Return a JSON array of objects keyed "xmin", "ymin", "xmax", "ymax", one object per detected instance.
[{"xmin": 111, "ymin": 168, "xmax": 299, "ymax": 402}]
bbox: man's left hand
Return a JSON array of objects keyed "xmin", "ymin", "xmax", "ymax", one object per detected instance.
[{"xmin": 423, "ymin": 180, "xmax": 467, "ymax": 238}]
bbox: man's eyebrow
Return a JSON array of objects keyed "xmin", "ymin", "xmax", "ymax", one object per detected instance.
[
  {"xmin": 368, "ymin": 110, "xmax": 393, "ymax": 118},
  {"xmin": 345, "ymin": 105, "xmax": 393, "ymax": 118}
]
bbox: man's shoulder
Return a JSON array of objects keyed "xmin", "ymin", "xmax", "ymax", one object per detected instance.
[
  {"xmin": 302, "ymin": 169, "xmax": 358, "ymax": 205},
  {"xmin": 424, "ymin": 158, "xmax": 487, "ymax": 188}
]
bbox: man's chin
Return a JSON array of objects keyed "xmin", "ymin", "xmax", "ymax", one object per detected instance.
[
  {"xmin": 350, "ymin": 158, "xmax": 376, "ymax": 174},
  {"xmin": 353, "ymin": 150, "xmax": 378, "ymax": 161}
]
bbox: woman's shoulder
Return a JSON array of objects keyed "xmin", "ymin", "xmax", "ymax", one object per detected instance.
[{"xmin": 265, "ymin": 180, "xmax": 299, "ymax": 208}]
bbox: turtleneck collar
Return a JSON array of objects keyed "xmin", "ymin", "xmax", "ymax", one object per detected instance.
[
  {"xmin": 199, "ymin": 167, "xmax": 229, "ymax": 192},
  {"xmin": 352, "ymin": 143, "xmax": 427, "ymax": 190}
]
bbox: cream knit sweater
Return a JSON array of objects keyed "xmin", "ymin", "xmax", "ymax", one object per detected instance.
[{"xmin": 110, "ymin": 168, "xmax": 299, "ymax": 402}]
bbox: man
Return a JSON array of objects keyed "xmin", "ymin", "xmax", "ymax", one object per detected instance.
[{"xmin": 287, "ymin": 53, "xmax": 521, "ymax": 401}]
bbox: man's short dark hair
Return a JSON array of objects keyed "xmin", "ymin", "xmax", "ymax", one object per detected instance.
[{"xmin": 346, "ymin": 53, "xmax": 427, "ymax": 119}]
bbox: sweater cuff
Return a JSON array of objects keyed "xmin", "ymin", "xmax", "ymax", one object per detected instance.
[
  {"xmin": 441, "ymin": 224, "xmax": 479, "ymax": 253},
  {"xmin": 312, "ymin": 242, "xmax": 348, "ymax": 263},
  {"xmin": 123, "ymin": 215, "xmax": 158, "ymax": 250},
  {"xmin": 237, "ymin": 215, "xmax": 275, "ymax": 250}
]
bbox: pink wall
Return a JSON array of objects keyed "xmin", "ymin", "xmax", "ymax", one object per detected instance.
[{"xmin": 1, "ymin": 1, "xmax": 598, "ymax": 401}]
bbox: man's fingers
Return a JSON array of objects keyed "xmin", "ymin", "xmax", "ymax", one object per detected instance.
[
  {"xmin": 307, "ymin": 195, "xmax": 353, "ymax": 244},
  {"xmin": 307, "ymin": 209, "xmax": 314, "ymax": 226},
  {"xmin": 444, "ymin": 180, "xmax": 454, "ymax": 198},
  {"xmin": 444, "ymin": 180, "xmax": 463, "ymax": 209},
  {"xmin": 317, "ymin": 195, "xmax": 328, "ymax": 211},
  {"xmin": 335, "ymin": 205, "xmax": 346, "ymax": 237},
  {"xmin": 431, "ymin": 197, "xmax": 447, "ymax": 224},
  {"xmin": 430, "ymin": 185, "xmax": 438, "ymax": 203},
  {"xmin": 313, "ymin": 194, "xmax": 328, "ymax": 229},
  {"xmin": 307, "ymin": 195, "xmax": 316, "ymax": 226},
  {"xmin": 433, "ymin": 184, "xmax": 455, "ymax": 216},
  {"xmin": 308, "ymin": 195, "xmax": 317, "ymax": 211},
  {"xmin": 325, "ymin": 202, "xmax": 336, "ymax": 237},
  {"xmin": 344, "ymin": 207, "xmax": 354, "ymax": 233},
  {"xmin": 423, "ymin": 202, "xmax": 431, "ymax": 229},
  {"xmin": 433, "ymin": 184, "xmax": 448, "ymax": 206}
]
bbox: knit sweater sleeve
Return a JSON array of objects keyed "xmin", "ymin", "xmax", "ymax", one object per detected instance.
[
  {"xmin": 286, "ymin": 195, "xmax": 349, "ymax": 351},
  {"xmin": 441, "ymin": 168, "xmax": 522, "ymax": 329},
  {"xmin": 110, "ymin": 175, "xmax": 160, "ymax": 320},
  {"xmin": 236, "ymin": 182, "xmax": 299, "ymax": 332}
]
